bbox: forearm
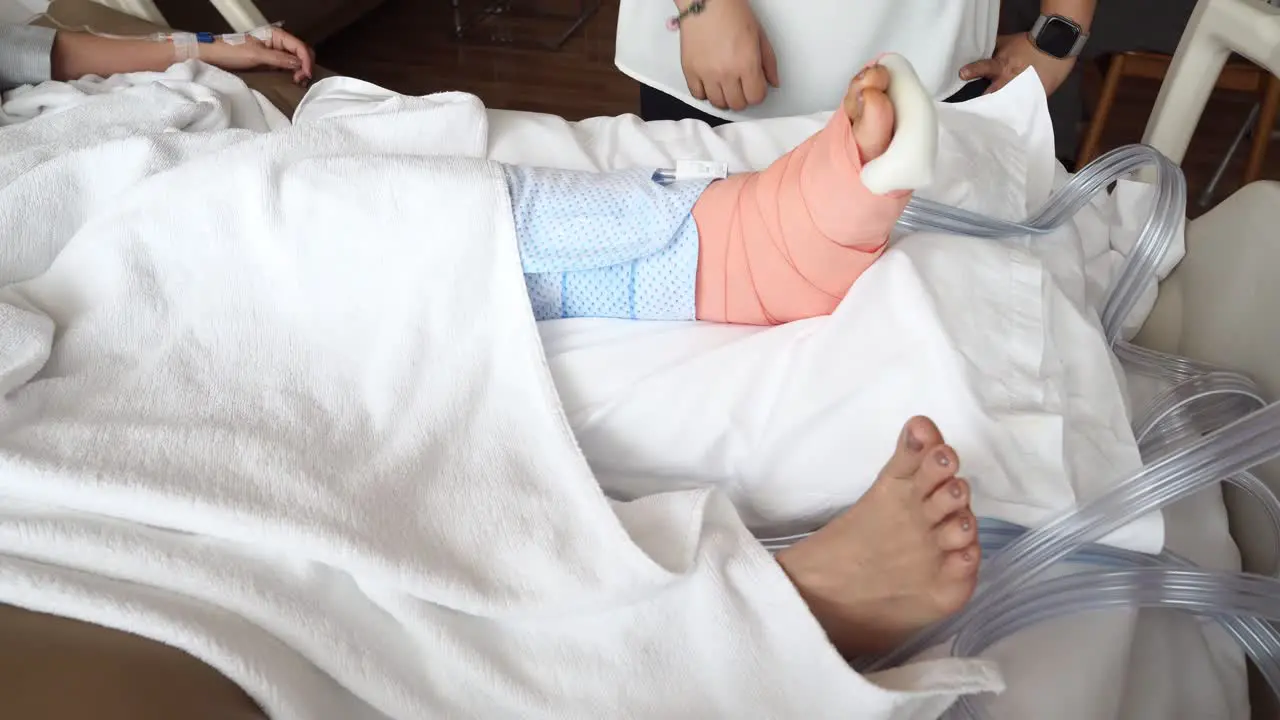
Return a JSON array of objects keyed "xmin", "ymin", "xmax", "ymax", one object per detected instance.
[
  {"xmin": 51, "ymin": 32, "xmax": 176, "ymax": 81},
  {"xmin": 1040, "ymin": 0, "xmax": 1096, "ymax": 31}
]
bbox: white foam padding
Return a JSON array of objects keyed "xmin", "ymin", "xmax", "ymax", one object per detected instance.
[{"xmin": 860, "ymin": 52, "xmax": 940, "ymax": 195}]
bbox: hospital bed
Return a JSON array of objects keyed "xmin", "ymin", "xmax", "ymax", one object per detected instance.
[{"xmin": 2, "ymin": 0, "xmax": 1280, "ymax": 719}]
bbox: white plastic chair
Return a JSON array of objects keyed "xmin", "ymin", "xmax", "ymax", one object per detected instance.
[
  {"xmin": 93, "ymin": 0, "xmax": 269, "ymax": 33},
  {"xmin": 1142, "ymin": 0, "xmax": 1280, "ymax": 164}
]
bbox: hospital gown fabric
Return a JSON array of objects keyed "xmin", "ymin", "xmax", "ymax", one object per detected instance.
[{"xmin": 502, "ymin": 164, "xmax": 710, "ymax": 321}]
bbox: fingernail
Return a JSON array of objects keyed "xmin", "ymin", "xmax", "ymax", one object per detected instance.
[
  {"xmin": 290, "ymin": 59, "xmax": 301, "ymax": 69},
  {"xmin": 854, "ymin": 67, "xmax": 868, "ymax": 82},
  {"xmin": 949, "ymin": 482, "xmax": 963, "ymax": 498},
  {"xmin": 935, "ymin": 450, "xmax": 950, "ymax": 467},
  {"xmin": 960, "ymin": 69, "xmax": 971, "ymax": 80},
  {"xmin": 905, "ymin": 426, "xmax": 923, "ymax": 453}
]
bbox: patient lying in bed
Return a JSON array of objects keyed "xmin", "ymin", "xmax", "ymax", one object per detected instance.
[{"xmin": 506, "ymin": 64, "xmax": 909, "ymax": 326}]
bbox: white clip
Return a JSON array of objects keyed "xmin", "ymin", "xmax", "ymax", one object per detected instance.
[{"xmin": 674, "ymin": 159, "xmax": 729, "ymax": 181}]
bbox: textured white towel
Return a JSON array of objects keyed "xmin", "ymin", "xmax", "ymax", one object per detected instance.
[{"xmin": 0, "ymin": 67, "xmax": 1001, "ymax": 720}]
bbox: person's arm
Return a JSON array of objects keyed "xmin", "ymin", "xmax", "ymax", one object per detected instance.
[
  {"xmin": 50, "ymin": 31, "xmax": 173, "ymax": 81},
  {"xmin": 0, "ymin": 25, "xmax": 56, "ymax": 91},
  {"xmin": 1040, "ymin": 0, "xmax": 1097, "ymax": 31},
  {"xmin": 959, "ymin": 0, "xmax": 1097, "ymax": 96},
  {"xmin": 48, "ymin": 27, "xmax": 315, "ymax": 85}
]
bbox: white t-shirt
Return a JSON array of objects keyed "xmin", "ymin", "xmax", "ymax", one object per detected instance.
[{"xmin": 615, "ymin": 0, "xmax": 999, "ymax": 120}]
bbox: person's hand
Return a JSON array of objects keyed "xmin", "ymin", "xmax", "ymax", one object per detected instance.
[
  {"xmin": 959, "ymin": 32, "xmax": 1075, "ymax": 97},
  {"xmin": 200, "ymin": 27, "xmax": 315, "ymax": 85},
  {"xmin": 677, "ymin": 0, "xmax": 779, "ymax": 111}
]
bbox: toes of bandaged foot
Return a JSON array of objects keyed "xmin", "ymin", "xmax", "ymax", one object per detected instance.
[
  {"xmin": 776, "ymin": 415, "xmax": 980, "ymax": 658},
  {"xmin": 844, "ymin": 65, "xmax": 895, "ymax": 162}
]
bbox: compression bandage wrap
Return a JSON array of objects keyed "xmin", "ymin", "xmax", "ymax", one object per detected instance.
[{"xmin": 691, "ymin": 111, "xmax": 912, "ymax": 325}]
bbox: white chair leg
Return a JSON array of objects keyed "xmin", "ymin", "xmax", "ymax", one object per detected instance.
[
  {"xmin": 207, "ymin": 0, "xmax": 270, "ymax": 33},
  {"xmin": 1142, "ymin": 0, "xmax": 1235, "ymax": 165},
  {"xmin": 1144, "ymin": 0, "xmax": 1280, "ymax": 165},
  {"xmin": 93, "ymin": 0, "xmax": 167, "ymax": 26}
]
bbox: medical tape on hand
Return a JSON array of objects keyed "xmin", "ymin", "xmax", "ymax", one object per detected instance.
[
  {"xmin": 171, "ymin": 32, "xmax": 199, "ymax": 61},
  {"xmin": 249, "ymin": 24, "xmax": 277, "ymax": 43},
  {"xmin": 211, "ymin": 22, "xmax": 280, "ymax": 47}
]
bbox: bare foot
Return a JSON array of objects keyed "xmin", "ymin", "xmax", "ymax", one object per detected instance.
[
  {"xmin": 843, "ymin": 64, "xmax": 896, "ymax": 162},
  {"xmin": 776, "ymin": 416, "xmax": 981, "ymax": 658}
]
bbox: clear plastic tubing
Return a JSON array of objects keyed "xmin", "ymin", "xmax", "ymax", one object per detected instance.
[
  {"xmin": 972, "ymin": 520, "xmax": 1280, "ymax": 702},
  {"xmin": 945, "ymin": 567, "xmax": 1280, "ymax": 719},
  {"xmin": 896, "ymin": 144, "xmax": 1185, "ymax": 345}
]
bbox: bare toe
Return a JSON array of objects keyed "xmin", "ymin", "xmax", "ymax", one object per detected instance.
[
  {"xmin": 853, "ymin": 64, "xmax": 891, "ymax": 94},
  {"xmin": 924, "ymin": 477, "xmax": 970, "ymax": 523},
  {"xmin": 935, "ymin": 511, "xmax": 977, "ymax": 551},
  {"xmin": 851, "ymin": 87, "xmax": 895, "ymax": 161},
  {"xmin": 914, "ymin": 444, "xmax": 959, "ymax": 498},
  {"xmin": 935, "ymin": 546, "xmax": 981, "ymax": 611},
  {"xmin": 881, "ymin": 416, "xmax": 943, "ymax": 479},
  {"xmin": 943, "ymin": 543, "xmax": 981, "ymax": 580}
]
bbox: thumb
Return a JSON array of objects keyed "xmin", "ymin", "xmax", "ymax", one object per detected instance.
[
  {"xmin": 959, "ymin": 58, "xmax": 1000, "ymax": 82},
  {"xmin": 760, "ymin": 32, "xmax": 780, "ymax": 88}
]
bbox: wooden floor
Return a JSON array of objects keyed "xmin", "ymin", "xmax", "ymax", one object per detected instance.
[{"xmin": 320, "ymin": 0, "xmax": 1280, "ymax": 216}]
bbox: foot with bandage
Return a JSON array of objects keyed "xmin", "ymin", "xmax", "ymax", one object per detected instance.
[
  {"xmin": 776, "ymin": 416, "xmax": 981, "ymax": 658},
  {"xmin": 509, "ymin": 57, "xmax": 928, "ymax": 324},
  {"xmin": 691, "ymin": 62, "xmax": 913, "ymax": 324}
]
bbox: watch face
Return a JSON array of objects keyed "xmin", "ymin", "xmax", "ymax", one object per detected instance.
[{"xmin": 1037, "ymin": 16, "xmax": 1079, "ymax": 57}]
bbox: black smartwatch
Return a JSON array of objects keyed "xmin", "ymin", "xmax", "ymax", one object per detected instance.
[{"xmin": 1029, "ymin": 14, "xmax": 1089, "ymax": 59}]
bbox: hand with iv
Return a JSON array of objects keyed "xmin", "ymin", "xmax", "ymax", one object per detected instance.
[
  {"xmin": 197, "ymin": 27, "xmax": 315, "ymax": 85},
  {"xmin": 675, "ymin": 0, "xmax": 780, "ymax": 111},
  {"xmin": 50, "ymin": 26, "xmax": 315, "ymax": 86}
]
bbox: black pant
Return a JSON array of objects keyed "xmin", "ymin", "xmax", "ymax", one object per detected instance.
[{"xmin": 638, "ymin": 78, "xmax": 993, "ymax": 126}]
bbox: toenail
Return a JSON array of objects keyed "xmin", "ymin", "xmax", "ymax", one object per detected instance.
[
  {"xmin": 906, "ymin": 428, "xmax": 923, "ymax": 452},
  {"xmin": 935, "ymin": 450, "xmax": 950, "ymax": 467},
  {"xmin": 949, "ymin": 482, "xmax": 962, "ymax": 498}
]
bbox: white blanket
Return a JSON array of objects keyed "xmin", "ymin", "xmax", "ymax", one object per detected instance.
[{"xmin": 0, "ymin": 65, "xmax": 1004, "ymax": 719}]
